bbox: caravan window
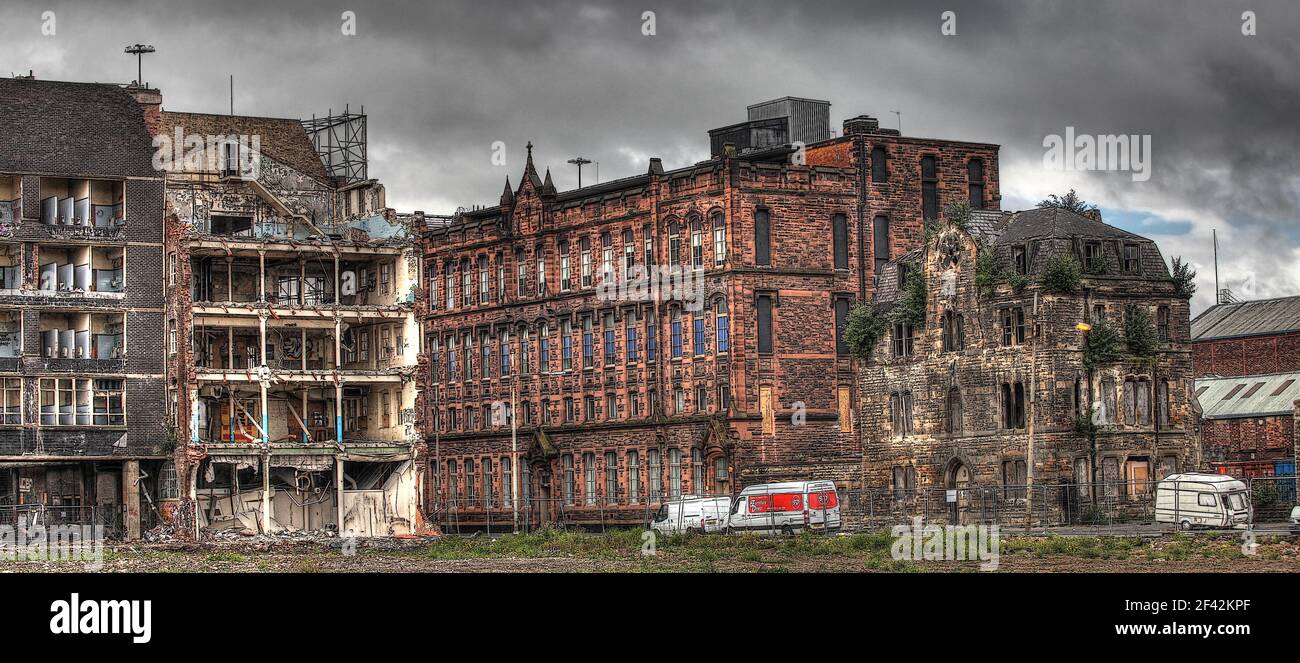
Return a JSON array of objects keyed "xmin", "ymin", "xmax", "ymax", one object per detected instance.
[{"xmin": 1197, "ymin": 493, "xmax": 1216, "ymax": 508}]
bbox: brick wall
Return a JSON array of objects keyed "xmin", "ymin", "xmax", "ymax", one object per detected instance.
[{"xmin": 1192, "ymin": 332, "xmax": 1300, "ymax": 378}]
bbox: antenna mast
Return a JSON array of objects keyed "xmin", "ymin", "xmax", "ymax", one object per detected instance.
[{"xmin": 124, "ymin": 44, "xmax": 156, "ymax": 86}]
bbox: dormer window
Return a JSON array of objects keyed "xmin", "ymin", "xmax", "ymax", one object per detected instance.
[
  {"xmin": 1012, "ymin": 246, "xmax": 1028, "ymax": 275},
  {"xmin": 1123, "ymin": 244, "xmax": 1140, "ymax": 274},
  {"xmin": 1083, "ymin": 242, "xmax": 1102, "ymax": 272}
]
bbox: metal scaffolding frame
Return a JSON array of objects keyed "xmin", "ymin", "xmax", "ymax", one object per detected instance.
[{"xmin": 302, "ymin": 107, "xmax": 368, "ymax": 183}]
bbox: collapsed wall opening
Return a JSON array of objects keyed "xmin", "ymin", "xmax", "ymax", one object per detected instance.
[{"xmin": 194, "ymin": 456, "xmax": 416, "ymax": 538}]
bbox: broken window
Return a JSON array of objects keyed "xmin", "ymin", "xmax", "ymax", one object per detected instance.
[
  {"xmin": 872, "ymin": 216, "xmax": 890, "ymax": 276},
  {"xmin": 1083, "ymin": 242, "xmax": 1102, "ymax": 272},
  {"xmin": 1123, "ymin": 244, "xmax": 1140, "ymax": 273},
  {"xmin": 1157, "ymin": 306, "xmax": 1170, "ymax": 342},
  {"xmin": 1012, "ymin": 246, "xmax": 1028, "ymax": 275},
  {"xmin": 1001, "ymin": 307, "xmax": 1026, "ymax": 346},
  {"xmin": 1001, "ymin": 381, "xmax": 1025, "ymax": 429},
  {"xmin": 1126, "ymin": 458, "xmax": 1151, "ymax": 496}
]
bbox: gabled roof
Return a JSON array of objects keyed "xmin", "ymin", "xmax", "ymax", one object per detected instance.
[
  {"xmin": 995, "ymin": 206, "xmax": 1146, "ymax": 245},
  {"xmin": 157, "ymin": 111, "xmax": 330, "ymax": 182},
  {"xmin": 1192, "ymin": 295, "xmax": 1300, "ymax": 340},
  {"xmin": 0, "ymin": 78, "xmax": 158, "ymax": 178},
  {"xmin": 1194, "ymin": 371, "xmax": 1300, "ymax": 419}
]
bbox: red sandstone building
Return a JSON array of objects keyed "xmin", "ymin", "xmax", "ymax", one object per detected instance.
[{"xmin": 419, "ymin": 99, "xmax": 1000, "ymax": 528}]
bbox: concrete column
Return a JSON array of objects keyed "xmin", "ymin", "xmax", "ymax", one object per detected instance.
[
  {"xmin": 258, "ymin": 250, "xmax": 266, "ymax": 303},
  {"xmin": 122, "ymin": 460, "xmax": 140, "ymax": 541},
  {"xmin": 335, "ymin": 316, "xmax": 343, "ymax": 444},
  {"xmin": 259, "ymin": 312, "xmax": 269, "ymax": 446},
  {"xmin": 336, "ymin": 455, "xmax": 345, "ymax": 535},
  {"xmin": 261, "ymin": 452, "xmax": 271, "ymax": 534}
]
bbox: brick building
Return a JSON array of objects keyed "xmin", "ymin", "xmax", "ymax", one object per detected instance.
[
  {"xmin": 150, "ymin": 97, "xmax": 424, "ymax": 538},
  {"xmin": 856, "ymin": 207, "xmax": 1200, "ymax": 521},
  {"xmin": 1192, "ymin": 295, "xmax": 1300, "ymax": 378},
  {"xmin": 1191, "ymin": 297, "xmax": 1300, "ymax": 480},
  {"xmin": 419, "ymin": 99, "xmax": 1000, "ymax": 528},
  {"xmin": 0, "ymin": 78, "xmax": 169, "ymax": 539}
]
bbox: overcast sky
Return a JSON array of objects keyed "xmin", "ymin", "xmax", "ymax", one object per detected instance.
[{"xmin": 2, "ymin": 0, "xmax": 1296, "ymax": 313}]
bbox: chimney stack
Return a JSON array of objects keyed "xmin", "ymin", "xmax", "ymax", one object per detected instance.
[
  {"xmin": 843, "ymin": 115, "xmax": 880, "ymax": 136},
  {"xmin": 123, "ymin": 85, "xmax": 163, "ymax": 136}
]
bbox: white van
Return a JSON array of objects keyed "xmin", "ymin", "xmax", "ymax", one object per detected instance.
[
  {"xmin": 651, "ymin": 496, "xmax": 732, "ymax": 534},
  {"xmin": 1155, "ymin": 473, "xmax": 1252, "ymax": 530},
  {"xmin": 726, "ymin": 481, "xmax": 841, "ymax": 535}
]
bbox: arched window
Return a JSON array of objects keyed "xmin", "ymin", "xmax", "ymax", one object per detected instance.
[
  {"xmin": 942, "ymin": 311, "xmax": 965, "ymax": 352},
  {"xmin": 667, "ymin": 220, "xmax": 682, "ymax": 264},
  {"xmin": 690, "ymin": 216, "xmax": 704, "ymax": 268},
  {"xmin": 711, "ymin": 211, "xmax": 726, "ymax": 266}
]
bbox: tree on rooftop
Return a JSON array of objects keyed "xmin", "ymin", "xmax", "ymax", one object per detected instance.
[{"xmin": 1038, "ymin": 189, "xmax": 1098, "ymax": 215}]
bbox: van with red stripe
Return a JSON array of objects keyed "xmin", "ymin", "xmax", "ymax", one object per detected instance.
[{"xmin": 726, "ymin": 481, "xmax": 841, "ymax": 535}]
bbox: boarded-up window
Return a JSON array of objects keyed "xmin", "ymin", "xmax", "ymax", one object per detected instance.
[
  {"xmin": 967, "ymin": 158, "xmax": 985, "ymax": 209},
  {"xmin": 756, "ymin": 294, "xmax": 773, "ymax": 353},
  {"xmin": 1102, "ymin": 457, "xmax": 1120, "ymax": 498},
  {"xmin": 1002, "ymin": 459, "xmax": 1026, "ymax": 499},
  {"xmin": 946, "ymin": 387, "xmax": 962, "ymax": 433},
  {"xmin": 832, "ymin": 213, "xmax": 849, "ymax": 269},
  {"xmin": 838, "ymin": 386, "xmax": 852, "ymax": 433},
  {"xmin": 921, "ymin": 156, "xmax": 938, "ymax": 220},
  {"xmin": 1127, "ymin": 458, "xmax": 1150, "ymax": 496},
  {"xmin": 754, "ymin": 209, "xmax": 771, "ymax": 266},
  {"xmin": 760, "ymin": 387, "xmax": 774, "ymax": 434}
]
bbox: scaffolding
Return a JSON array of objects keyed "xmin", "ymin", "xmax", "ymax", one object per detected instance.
[{"xmin": 302, "ymin": 107, "xmax": 368, "ymax": 183}]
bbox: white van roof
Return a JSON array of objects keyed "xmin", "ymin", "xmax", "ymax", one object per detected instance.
[
  {"xmin": 1163, "ymin": 473, "xmax": 1241, "ymax": 484},
  {"xmin": 739, "ymin": 480, "xmax": 836, "ymax": 494}
]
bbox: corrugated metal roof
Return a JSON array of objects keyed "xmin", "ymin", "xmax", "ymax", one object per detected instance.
[
  {"xmin": 1191, "ymin": 295, "xmax": 1300, "ymax": 340},
  {"xmin": 1195, "ymin": 372, "xmax": 1300, "ymax": 419}
]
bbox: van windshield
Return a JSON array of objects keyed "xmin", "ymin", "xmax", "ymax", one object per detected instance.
[
  {"xmin": 654, "ymin": 505, "xmax": 668, "ymax": 522},
  {"xmin": 1225, "ymin": 492, "xmax": 1248, "ymax": 511}
]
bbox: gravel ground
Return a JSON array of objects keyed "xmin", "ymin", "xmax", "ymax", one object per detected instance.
[{"xmin": 2, "ymin": 531, "xmax": 1297, "ymax": 573}]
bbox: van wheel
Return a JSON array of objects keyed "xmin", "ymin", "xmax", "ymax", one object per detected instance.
[
  {"xmin": 724, "ymin": 526, "xmax": 735, "ymax": 535},
  {"xmin": 1178, "ymin": 519, "xmax": 1193, "ymax": 531},
  {"xmin": 781, "ymin": 525, "xmax": 794, "ymax": 536},
  {"xmin": 686, "ymin": 527, "xmax": 701, "ymax": 535}
]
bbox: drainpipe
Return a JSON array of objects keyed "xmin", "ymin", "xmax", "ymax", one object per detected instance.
[{"xmin": 1025, "ymin": 291, "xmax": 1037, "ymax": 531}]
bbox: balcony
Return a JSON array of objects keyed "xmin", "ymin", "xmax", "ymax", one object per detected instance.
[
  {"xmin": 190, "ymin": 254, "xmax": 407, "ymax": 308},
  {"xmin": 35, "ymin": 245, "xmax": 125, "ymax": 295},
  {"xmin": 0, "ymin": 312, "xmax": 19, "ymax": 372},
  {"xmin": 0, "ymin": 175, "xmax": 18, "ymax": 233},
  {"xmin": 38, "ymin": 177, "xmax": 125, "ymax": 237},
  {"xmin": 39, "ymin": 312, "xmax": 125, "ymax": 369}
]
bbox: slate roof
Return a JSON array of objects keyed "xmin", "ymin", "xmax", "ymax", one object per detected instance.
[
  {"xmin": 1194, "ymin": 371, "xmax": 1300, "ymax": 419},
  {"xmin": 995, "ymin": 206, "xmax": 1146, "ymax": 245},
  {"xmin": 157, "ymin": 111, "xmax": 331, "ymax": 182},
  {"xmin": 0, "ymin": 78, "xmax": 158, "ymax": 178},
  {"xmin": 1191, "ymin": 295, "xmax": 1300, "ymax": 341}
]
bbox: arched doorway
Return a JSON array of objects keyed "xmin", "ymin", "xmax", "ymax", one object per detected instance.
[{"xmin": 945, "ymin": 459, "xmax": 971, "ymax": 525}]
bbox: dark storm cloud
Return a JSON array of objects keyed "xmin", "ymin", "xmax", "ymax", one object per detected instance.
[{"xmin": 1, "ymin": 0, "xmax": 1296, "ymax": 307}]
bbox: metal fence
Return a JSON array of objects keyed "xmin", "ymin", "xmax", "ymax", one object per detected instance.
[
  {"xmin": 0, "ymin": 504, "xmax": 122, "ymax": 537},
  {"xmin": 425, "ymin": 476, "xmax": 1298, "ymax": 535}
]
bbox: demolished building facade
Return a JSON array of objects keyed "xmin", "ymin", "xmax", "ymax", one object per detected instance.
[{"xmin": 144, "ymin": 96, "xmax": 425, "ymax": 539}]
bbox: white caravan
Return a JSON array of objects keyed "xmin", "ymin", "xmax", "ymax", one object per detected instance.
[{"xmin": 1155, "ymin": 473, "xmax": 1251, "ymax": 530}]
